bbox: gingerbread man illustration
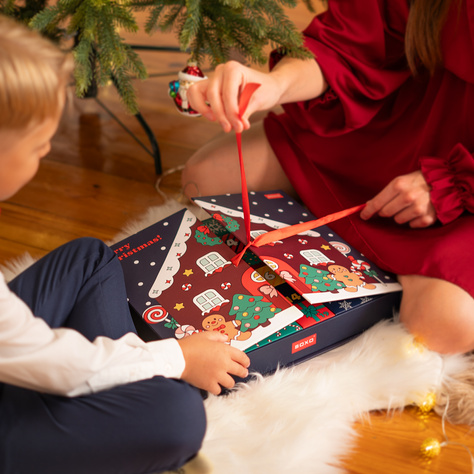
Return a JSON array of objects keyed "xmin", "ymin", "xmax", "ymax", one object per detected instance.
[
  {"xmin": 201, "ymin": 314, "xmax": 252, "ymax": 342},
  {"xmin": 327, "ymin": 264, "xmax": 376, "ymax": 293}
]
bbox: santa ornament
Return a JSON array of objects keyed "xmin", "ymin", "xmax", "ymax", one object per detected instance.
[{"xmin": 168, "ymin": 61, "xmax": 207, "ymax": 116}]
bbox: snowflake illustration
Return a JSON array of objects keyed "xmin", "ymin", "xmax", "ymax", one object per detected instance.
[
  {"xmin": 359, "ymin": 296, "xmax": 373, "ymax": 304},
  {"xmin": 338, "ymin": 300, "xmax": 353, "ymax": 311}
]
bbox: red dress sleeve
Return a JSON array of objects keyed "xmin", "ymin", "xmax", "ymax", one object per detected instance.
[
  {"xmin": 420, "ymin": 144, "xmax": 474, "ymax": 225},
  {"xmin": 270, "ymin": 1, "xmax": 412, "ymax": 136}
]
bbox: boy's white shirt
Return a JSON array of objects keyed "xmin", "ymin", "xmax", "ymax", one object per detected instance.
[{"xmin": 0, "ymin": 272, "xmax": 185, "ymax": 397}]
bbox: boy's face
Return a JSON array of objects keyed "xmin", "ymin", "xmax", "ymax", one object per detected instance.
[{"xmin": 0, "ymin": 110, "xmax": 62, "ymax": 201}]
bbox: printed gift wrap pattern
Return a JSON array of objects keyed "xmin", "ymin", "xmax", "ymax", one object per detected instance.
[{"xmin": 112, "ymin": 208, "xmax": 301, "ymax": 351}]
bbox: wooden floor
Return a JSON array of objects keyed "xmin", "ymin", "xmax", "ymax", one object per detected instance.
[{"xmin": 2, "ymin": 3, "xmax": 474, "ymax": 473}]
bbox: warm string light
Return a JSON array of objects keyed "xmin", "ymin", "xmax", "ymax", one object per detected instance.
[
  {"xmin": 418, "ymin": 392, "xmax": 437, "ymax": 415},
  {"xmin": 420, "ymin": 437, "xmax": 444, "ymax": 459}
]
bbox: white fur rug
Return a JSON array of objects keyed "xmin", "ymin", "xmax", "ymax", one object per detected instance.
[
  {"xmin": 3, "ymin": 200, "xmax": 473, "ymax": 474},
  {"xmin": 202, "ymin": 321, "xmax": 466, "ymax": 474}
]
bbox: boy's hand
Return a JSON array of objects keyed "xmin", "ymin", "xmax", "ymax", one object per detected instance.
[
  {"xmin": 178, "ymin": 331, "xmax": 251, "ymax": 395},
  {"xmin": 361, "ymin": 170, "xmax": 437, "ymax": 228}
]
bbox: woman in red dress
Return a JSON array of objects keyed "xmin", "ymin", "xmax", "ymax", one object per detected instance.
[{"xmin": 182, "ymin": 0, "xmax": 474, "ymax": 354}]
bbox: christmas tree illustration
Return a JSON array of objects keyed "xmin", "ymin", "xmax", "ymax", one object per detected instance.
[
  {"xmin": 299, "ymin": 265, "xmax": 346, "ymax": 292},
  {"xmin": 229, "ymin": 294, "xmax": 281, "ymax": 333}
]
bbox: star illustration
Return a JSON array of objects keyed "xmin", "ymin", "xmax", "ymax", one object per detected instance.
[
  {"xmin": 183, "ymin": 269, "xmax": 193, "ymax": 277},
  {"xmin": 174, "ymin": 303, "xmax": 185, "ymax": 311},
  {"xmin": 321, "ymin": 244, "xmax": 331, "ymax": 251}
]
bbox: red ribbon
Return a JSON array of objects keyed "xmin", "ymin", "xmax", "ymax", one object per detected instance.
[
  {"xmin": 231, "ymin": 83, "xmax": 365, "ymax": 266},
  {"xmin": 236, "ymin": 82, "xmax": 260, "ymax": 246}
]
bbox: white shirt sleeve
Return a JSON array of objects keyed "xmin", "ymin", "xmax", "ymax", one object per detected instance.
[{"xmin": 0, "ymin": 272, "xmax": 186, "ymax": 397}]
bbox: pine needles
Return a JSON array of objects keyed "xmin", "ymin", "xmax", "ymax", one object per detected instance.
[
  {"xmin": 1, "ymin": 0, "xmax": 314, "ymax": 113},
  {"xmin": 137, "ymin": 0, "xmax": 313, "ymax": 66}
]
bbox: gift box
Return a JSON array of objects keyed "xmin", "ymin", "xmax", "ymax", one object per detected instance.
[{"xmin": 111, "ymin": 191, "xmax": 401, "ymax": 378}]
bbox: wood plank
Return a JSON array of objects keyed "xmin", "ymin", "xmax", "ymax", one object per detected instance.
[{"xmin": 344, "ymin": 407, "xmax": 474, "ymax": 474}]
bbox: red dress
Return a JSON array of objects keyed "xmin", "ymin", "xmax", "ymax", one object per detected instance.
[{"xmin": 264, "ymin": 0, "xmax": 474, "ymax": 296}]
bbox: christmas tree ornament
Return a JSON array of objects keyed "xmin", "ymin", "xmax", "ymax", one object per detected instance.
[{"xmin": 168, "ymin": 61, "xmax": 207, "ymax": 116}]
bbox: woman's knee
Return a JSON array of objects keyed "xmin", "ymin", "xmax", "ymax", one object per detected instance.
[
  {"xmin": 399, "ymin": 275, "xmax": 474, "ymax": 354},
  {"xmin": 181, "ymin": 147, "xmax": 211, "ymax": 199},
  {"xmin": 181, "ymin": 121, "xmax": 289, "ymax": 199},
  {"xmin": 181, "ymin": 133, "xmax": 243, "ymax": 198}
]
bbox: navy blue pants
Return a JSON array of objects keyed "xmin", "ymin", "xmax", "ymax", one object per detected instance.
[{"xmin": 0, "ymin": 238, "xmax": 206, "ymax": 474}]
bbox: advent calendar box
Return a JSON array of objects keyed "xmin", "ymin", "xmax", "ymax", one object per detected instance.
[{"xmin": 111, "ymin": 191, "xmax": 401, "ymax": 378}]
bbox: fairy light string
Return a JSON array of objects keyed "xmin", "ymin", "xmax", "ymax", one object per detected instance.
[
  {"xmin": 410, "ymin": 338, "xmax": 474, "ymax": 470},
  {"xmin": 231, "ymin": 82, "xmax": 365, "ymax": 266},
  {"xmin": 419, "ymin": 394, "xmax": 474, "ymax": 472}
]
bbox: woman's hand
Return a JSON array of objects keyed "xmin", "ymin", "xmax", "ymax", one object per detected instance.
[
  {"xmin": 178, "ymin": 331, "xmax": 251, "ymax": 395},
  {"xmin": 187, "ymin": 57, "xmax": 327, "ymax": 134},
  {"xmin": 187, "ymin": 60, "xmax": 283, "ymax": 134},
  {"xmin": 360, "ymin": 170, "xmax": 437, "ymax": 228}
]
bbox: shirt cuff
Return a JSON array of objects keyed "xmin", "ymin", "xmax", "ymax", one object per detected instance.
[
  {"xmin": 148, "ymin": 338, "xmax": 186, "ymax": 379},
  {"xmin": 420, "ymin": 143, "xmax": 474, "ymax": 224}
]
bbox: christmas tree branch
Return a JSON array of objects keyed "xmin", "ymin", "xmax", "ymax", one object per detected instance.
[{"xmin": 2, "ymin": 0, "xmax": 315, "ymax": 113}]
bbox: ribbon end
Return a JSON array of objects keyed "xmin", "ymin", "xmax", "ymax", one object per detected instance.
[{"xmin": 238, "ymin": 83, "xmax": 261, "ymax": 117}]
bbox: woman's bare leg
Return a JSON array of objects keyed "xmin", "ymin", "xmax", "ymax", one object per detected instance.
[
  {"xmin": 181, "ymin": 121, "xmax": 295, "ymax": 198},
  {"xmin": 399, "ymin": 274, "xmax": 474, "ymax": 354}
]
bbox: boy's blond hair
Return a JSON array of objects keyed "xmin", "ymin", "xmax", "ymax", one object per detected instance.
[{"xmin": 0, "ymin": 15, "xmax": 73, "ymax": 131}]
